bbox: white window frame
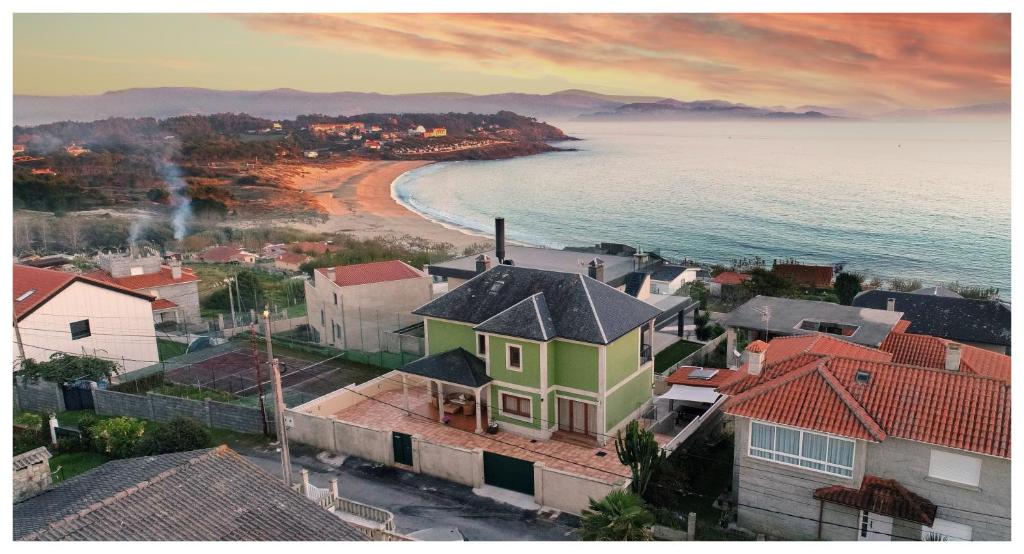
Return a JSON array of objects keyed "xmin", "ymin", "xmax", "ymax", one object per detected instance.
[
  {"xmin": 476, "ymin": 333, "xmax": 487, "ymax": 357},
  {"xmin": 928, "ymin": 449, "xmax": 982, "ymax": 488},
  {"xmin": 498, "ymin": 391, "xmax": 533, "ymax": 422},
  {"xmin": 505, "ymin": 343, "xmax": 523, "ymax": 372},
  {"xmin": 748, "ymin": 420, "xmax": 855, "ymax": 478}
]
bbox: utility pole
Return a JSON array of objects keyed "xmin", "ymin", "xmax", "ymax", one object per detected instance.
[
  {"xmin": 264, "ymin": 311, "xmax": 290, "ymax": 485},
  {"xmin": 225, "ymin": 278, "xmax": 237, "ymax": 328},
  {"xmin": 248, "ymin": 324, "xmax": 270, "ymax": 436},
  {"xmin": 12, "ymin": 317, "xmax": 26, "ymax": 364}
]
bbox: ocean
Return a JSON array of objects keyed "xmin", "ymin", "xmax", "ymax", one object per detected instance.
[{"xmin": 392, "ymin": 120, "xmax": 1011, "ymax": 298}]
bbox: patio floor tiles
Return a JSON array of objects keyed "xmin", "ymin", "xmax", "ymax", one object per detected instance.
[{"xmin": 332, "ymin": 389, "xmax": 630, "ymax": 483}]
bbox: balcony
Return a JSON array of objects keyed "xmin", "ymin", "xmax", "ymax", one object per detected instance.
[{"xmin": 640, "ymin": 343, "xmax": 653, "ymax": 365}]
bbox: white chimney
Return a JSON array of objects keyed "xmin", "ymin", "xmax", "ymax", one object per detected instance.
[
  {"xmin": 326, "ymin": 267, "xmax": 337, "ymax": 283},
  {"xmin": 170, "ymin": 260, "xmax": 182, "ymax": 280},
  {"xmin": 886, "ymin": 297, "xmax": 896, "ymax": 311},
  {"xmin": 944, "ymin": 342, "xmax": 962, "ymax": 371},
  {"xmin": 745, "ymin": 341, "xmax": 768, "ymax": 376}
]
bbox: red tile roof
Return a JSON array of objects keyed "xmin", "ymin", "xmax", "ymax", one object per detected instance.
[
  {"xmin": 746, "ymin": 340, "xmax": 769, "ymax": 353},
  {"xmin": 723, "ymin": 338, "xmax": 1012, "ymax": 458},
  {"xmin": 317, "ymin": 260, "xmax": 423, "ymax": 287},
  {"xmin": 711, "ymin": 271, "xmax": 750, "ymax": 285},
  {"xmin": 892, "ymin": 319, "xmax": 912, "ymax": 334},
  {"xmin": 14, "ymin": 265, "xmax": 153, "ymax": 321},
  {"xmin": 151, "ymin": 298, "xmax": 178, "ymax": 311},
  {"xmin": 772, "ymin": 263, "xmax": 834, "ymax": 289},
  {"xmin": 814, "ymin": 475, "xmax": 937, "ymax": 525},
  {"xmin": 85, "ymin": 267, "xmax": 199, "ymax": 291},
  {"xmin": 199, "ymin": 245, "xmax": 255, "ymax": 263},
  {"xmin": 880, "ymin": 332, "xmax": 1010, "ymax": 382},
  {"xmin": 757, "ymin": 334, "xmax": 893, "ymax": 367},
  {"xmin": 275, "ymin": 252, "xmax": 310, "ymax": 265}
]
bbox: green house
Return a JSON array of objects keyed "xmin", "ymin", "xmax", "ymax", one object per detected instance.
[{"xmin": 408, "ymin": 265, "xmax": 661, "ymax": 445}]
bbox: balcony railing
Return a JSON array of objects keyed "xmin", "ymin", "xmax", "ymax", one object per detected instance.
[{"xmin": 640, "ymin": 344, "xmax": 653, "ymax": 364}]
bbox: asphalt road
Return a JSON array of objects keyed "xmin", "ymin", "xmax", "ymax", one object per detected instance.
[{"xmin": 244, "ymin": 447, "xmax": 580, "ymax": 541}]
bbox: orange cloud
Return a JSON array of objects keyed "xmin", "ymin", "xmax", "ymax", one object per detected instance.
[{"xmin": 230, "ymin": 13, "xmax": 1009, "ymax": 112}]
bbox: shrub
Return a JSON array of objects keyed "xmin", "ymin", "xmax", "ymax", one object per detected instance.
[
  {"xmin": 136, "ymin": 417, "xmax": 211, "ymax": 455},
  {"xmin": 14, "ymin": 412, "xmax": 43, "ymax": 430},
  {"xmin": 580, "ymin": 490, "xmax": 655, "ymax": 541},
  {"xmin": 19, "ymin": 352, "xmax": 120, "ymax": 383},
  {"xmin": 91, "ymin": 417, "xmax": 146, "ymax": 458}
]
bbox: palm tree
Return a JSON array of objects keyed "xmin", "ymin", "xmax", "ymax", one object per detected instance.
[{"xmin": 579, "ymin": 490, "xmax": 655, "ymax": 541}]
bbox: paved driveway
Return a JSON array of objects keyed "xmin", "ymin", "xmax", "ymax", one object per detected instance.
[{"xmin": 243, "ymin": 448, "xmax": 580, "ymax": 541}]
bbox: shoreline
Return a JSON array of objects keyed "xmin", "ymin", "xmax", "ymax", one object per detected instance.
[{"xmin": 270, "ymin": 160, "xmax": 492, "ymax": 249}]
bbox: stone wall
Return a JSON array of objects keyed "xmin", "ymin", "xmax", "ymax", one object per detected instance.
[
  {"xmin": 14, "ymin": 378, "xmax": 65, "ymax": 413},
  {"xmin": 13, "ymin": 448, "xmax": 52, "ymax": 502},
  {"xmin": 93, "ymin": 389, "xmax": 274, "ymax": 436}
]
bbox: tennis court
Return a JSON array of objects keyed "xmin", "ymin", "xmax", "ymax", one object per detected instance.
[{"xmin": 163, "ymin": 347, "xmax": 386, "ymax": 406}]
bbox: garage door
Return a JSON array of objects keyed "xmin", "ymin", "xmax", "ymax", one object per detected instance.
[{"xmin": 483, "ymin": 451, "xmax": 534, "ymax": 495}]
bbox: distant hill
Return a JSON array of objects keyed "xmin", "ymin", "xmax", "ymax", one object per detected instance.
[
  {"xmin": 13, "ymin": 87, "xmax": 1008, "ymax": 126},
  {"xmin": 579, "ymin": 98, "xmax": 835, "ymax": 121}
]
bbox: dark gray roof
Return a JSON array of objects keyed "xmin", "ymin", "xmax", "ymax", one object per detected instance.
[
  {"xmin": 426, "ymin": 245, "xmax": 636, "ymax": 285},
  {"xmin": 14, "ymin": 447, "xmax": 367, "ymax": 541},
  {"xmin": 401, "ymin": 347, "xmax": 492, "ymax": 387},
  {"xmin": 852, "ymin": 290, "xmax": 1011, "ymax": 347},
  {"xmin": 650, "ymin": 265, "xmax": 688, "ymax": 282},
  {"xmin": 911, "ymin": 286, "xmax": 963, "ymax": 298},
  {"xmin": 724, "ymin": 295, "xmax": 905, "ymax": 347},
  {"xmin": 476, "ymin": 292, "xmax": 556, "ymax": 341},
  {"xmin": 623, "ymin": 271, "xmax": 648, "ymax": 298},
  {"xmin": 415, "ymin": 265, "xmax": 661, "ymax": 345}
]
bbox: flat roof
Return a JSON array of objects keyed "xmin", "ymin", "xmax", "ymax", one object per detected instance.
[
  {"xmin": 724, "ymin": 295, "xmax": 904, "ymax": 347},
  {"xmin": 427, "ymin": 245, "xmax": 635, "ymax": 285}
]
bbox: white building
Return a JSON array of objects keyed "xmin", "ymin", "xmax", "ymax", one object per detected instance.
[
  {"xmin": 304, "ymin": 260, "xmax": 432, "ymax": 352},
  {"xmin": 13, "ymin": 265, "xmax": 159, "ymax": 373}
]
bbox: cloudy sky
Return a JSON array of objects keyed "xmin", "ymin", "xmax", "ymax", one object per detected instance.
[{"xmin": 13, "ymin": 13, "xmax": 1010, "ymax": 113}]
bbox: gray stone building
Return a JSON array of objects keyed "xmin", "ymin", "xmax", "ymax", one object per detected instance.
[
  {"xmin": 89, "ymin": 251, "xmax": 202, "ymax": 327},
  {"xmin": 721, "ymin": 337, "xmax": 1010, "ymax": 541}
]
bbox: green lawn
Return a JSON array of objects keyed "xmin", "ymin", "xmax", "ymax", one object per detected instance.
[
  {"xmin": 157, "ymin": 338, "xmax": 188, "ymax": 361},
  {"xmin": 150, "ymin": 384, "xmax": 237, "ymax": 403},
  {"xmin": 50, "ymin": 451, "xmax": 110, "ymax": 482},
  {"xmin": 654, "ymin": 340, "xmax": 704, "ymax": 373}
]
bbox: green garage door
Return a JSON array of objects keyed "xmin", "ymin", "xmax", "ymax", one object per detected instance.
[{"xmin": 483, "ymin": 451, "xmax": 535, "ymax": 495}]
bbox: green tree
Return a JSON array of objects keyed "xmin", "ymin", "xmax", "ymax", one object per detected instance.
[
  {"xmin": 743, "ymin": 267, "xmax": 797, "ymax": 297},
  {"xmin": 580, "ymin": 490, "xmax": 656, "ymax": 541},
  {"xmin": 19, "ymin": 352, "xmax": 120, "ymax": 383},
  {"xmin": 833, "ymin": 272, "xmax": 863, "ymax": 305},
  {"xmin": 615, "ymin": 420, "xmax": 665, "ymax": 496},
  {"xmin": 687, "ymin": 281, "xmax": 709, "ymax": 310},
  {"xmin": 136, "ymin": 417, "xmax": 211, "ymax": 455},
  {"xmin": 91, "ymin": 417, "xmax": 146, "ymax": 458}
]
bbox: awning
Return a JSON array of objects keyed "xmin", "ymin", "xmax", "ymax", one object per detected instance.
[{"xmin": 659, "ymin": 384, "xmax": 720, "ymax": 404}]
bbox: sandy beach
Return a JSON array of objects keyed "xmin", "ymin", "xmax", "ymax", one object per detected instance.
[{"xmin": 265, "ymin": 160, "xmax": 487, "ymax": 248}]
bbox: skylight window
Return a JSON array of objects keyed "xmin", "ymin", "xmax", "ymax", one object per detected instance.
[
  {"xmin": 688, "ymin": 367, "xmax": 719, "ymax": 380},
  {"xmin": 796, "ymin": 319, "xmax": 860, "ymax": 336},
  {"xmin": 489, "ymin": 280, "xmax": 506, "ymax": 294},
  {"xmin": 15, "ymin": 289, "xmax": 36, "ymax": 302},
  {"xmin": 855, "ymin": 370, "xmax": 871, "ymax": 384}
]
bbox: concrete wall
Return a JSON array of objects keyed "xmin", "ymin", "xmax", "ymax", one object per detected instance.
[
  {"xmin": 417, "ymin": 440, "xmax": 479, "ymax": 487},
  {"xmin": 18, "ymin": 280, "xmax": 159, "ymax": 373},
  {"xmin": 334, "ymin": 420, "xmax": 393, "ymax": 462},
  {"xmin": 14, "ymin": 378, "xmax": 65, "ymax": 413},
  {"xmin": 865, "ymin": 439, "xmax": 1011, "ymax": 541},
  {"xmin": 150, "ymin": 280, "xmax": 201, "ymax": 326},
  {"xmin": 98, "ymin": 252, "xmax": 162, "ymax": 277},
  {"xmin": 93, "ymin": 389, "xmax": 275, "ymax": 436},
  {"xmin": 535, "ymin": 463, "xmax": 624, "ymax": 515},
  {"xmin": 305, "ymin": 268, "xmax": 431, "ymax": 352}
]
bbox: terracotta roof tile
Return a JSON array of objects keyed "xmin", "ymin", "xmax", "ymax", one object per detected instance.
[
  {"xmin": 814, "ymin": 475, "xmax": 937, "ymax": 525},
  {"xmin": 723, "ymin": 340, "xmax": 1012, "ymax": 457},
  {"xmin": 86, "ymin": 267, "xmax": 199, "ymax": 290},
  {"xmin": 880, "ymin": 332, "xmax": 1010, "ymax": 382},
  {"xmin": 151, "ymin": 298, "xmax": 178, "ymax": 311},
  {"xmin": 14, "ymin": 265, "xmax": 152, "ymax": 321},
  {"xmin": 711, "ymin": 271, "xmax": 750, "ymax": 285},
  {"xmin": 666, "ymin": 366, "xmax": 746, "ymax": 388},
  {"xmin": 772, "ymin": 263, "xmax": 834, "ymax": 288},
  {"xmin": 317, "ymin": 260, "xmax": 423, "ymax": 287},
  {"xmin": 746, "ymin": 340, "xmax": 769, "ymax": 353}
]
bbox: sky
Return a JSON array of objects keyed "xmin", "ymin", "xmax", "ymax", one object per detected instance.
[{"xmin": 13, "ymin": 13, "xmax": 1011, "ymax": 113}]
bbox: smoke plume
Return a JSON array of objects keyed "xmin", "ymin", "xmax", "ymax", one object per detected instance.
[{"xmin": 159, "ymin": 159, "xmax": 192, "ymax": 240}]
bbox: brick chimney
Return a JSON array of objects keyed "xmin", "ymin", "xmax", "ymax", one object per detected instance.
[
  {"xmin": 886, "ymin": 297, "xmax": 896, "ymax": 311},
  {"xmin": 475, "ymin": 254, "xmax": 492, "ymax": 274},
  {"xmin": 587, "ymin": 257, "xmax": 605, "ymax": 282},
  {"xmin": 944, "ymin": 342, "xmax": 962, "ymax": 371},
  {"xmin": 745, "ymin": 340, "xmax": 769, "ymax": 376}
]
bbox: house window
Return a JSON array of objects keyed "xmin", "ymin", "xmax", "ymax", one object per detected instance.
[
  {"xmin": 500, "ymin": 393, "xmax": 532, "ymax": 419},
  {"xmin": 477, "ymin": 334, "xmax": 487, "ymax": 356},
  {"xmin": 749, "ymin": 421, "xmax": 854, "ymax": 477},
  {"xmin": 331, "ymin": 320, "xmax": 336, "ymax": 342},
  {"xmin": 506, "ymin": 344, "xmax": 522, "ymax": 371},
  {"xmin": 333, "ymin": 292, "xmax": 338, "ymax": 305},
  {"xmin": 69, "ymin": 319, "xmax": 91, "ymax": 340},
  {"xmin": 928, "ymin": 449, "xmax": 981, "ymax": 487},
  {"xmin": 922, "ymin": 519, "xmax": 973, "ymax": 541},
  {"xmin": 321, "ymin": 309, "xmax": 325, "ymax": 326}
]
